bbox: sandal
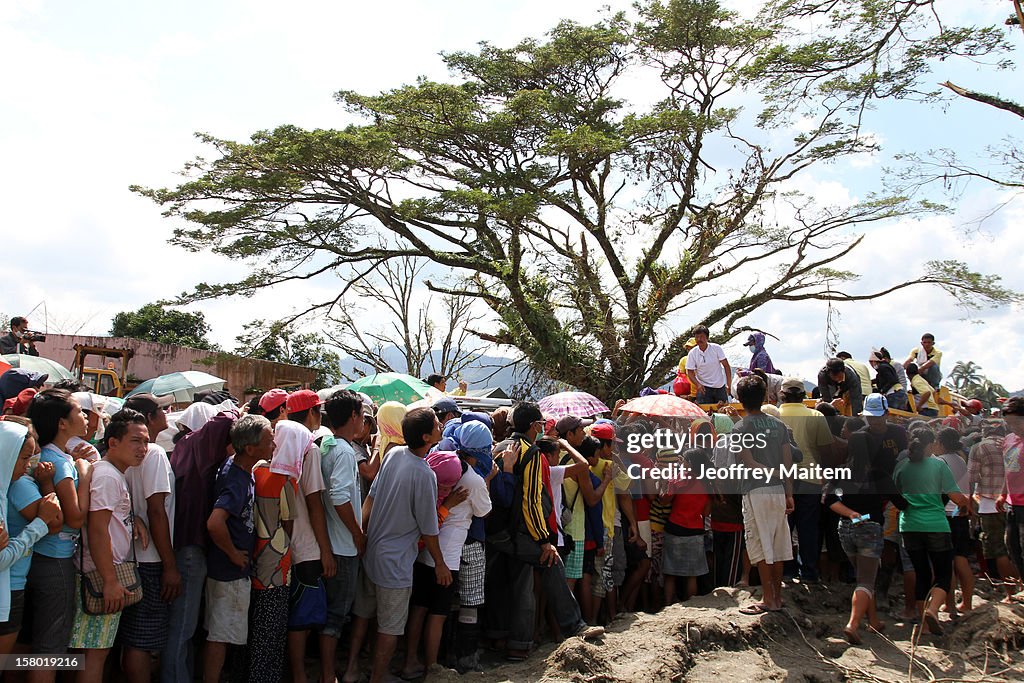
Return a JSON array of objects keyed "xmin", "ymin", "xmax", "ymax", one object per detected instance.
[
  {"xmin": 923, "ymin": 613, "xmax": 944, "ymax": 636},
  {"xmin": 739, "ymin": 603, "xmax": 771, "ymax": 615},
  {"xmin": 842, "ymin": 627, "xmax": 862, "ymax": 645}
]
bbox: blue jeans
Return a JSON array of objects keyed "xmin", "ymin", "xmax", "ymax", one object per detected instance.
[
  {"xmin": 506, "ymin": 533, "xmax": 587, "ymax": 650},
  {"xmin": 886, "ymin": 390, "xmax": 908, "ymax": 412},
  {"xmin": 696, "ymin": 385, "xmax": 729, "ymax": 404},
  {"xmin": 161, "ymin": 545, "xmax": 207, "ymax": 683},
  {"xmin": 322, "ymin": 554, "xmax": 359, "ymax": 639}
]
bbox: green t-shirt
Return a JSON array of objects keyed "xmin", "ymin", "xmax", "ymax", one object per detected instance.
[{"xmin": 894, "ymin": 456, "xmax": 960, "ymax": 533}]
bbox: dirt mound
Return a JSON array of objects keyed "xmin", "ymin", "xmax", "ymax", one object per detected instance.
[
  {"xmin": 948, "ymin": 601, "xmax": 1024, "ymax": 660},
  {"xmin": 462, "ymin": 585, "xmax": 1024, "ymax": 683}
]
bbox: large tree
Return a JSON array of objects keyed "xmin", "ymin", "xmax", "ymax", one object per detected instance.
[
  {"xmin": 110, "ymin": 303, "xmax": 217, "ymax": 350},
  {"xmin": 135, "ymin": 0, "xmax": 1020, "ymax": 399},
  {"xmin": 234, "ymin": 320, "xmax": 341, "ymax": 391}
]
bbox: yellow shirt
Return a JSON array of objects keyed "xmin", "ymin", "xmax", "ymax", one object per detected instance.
[
  {"xmin": 911, "ymin": 375, "xmax": 938, "ymax": 412},
  {"xmin": 907, "ymin": 346, "xmax": 942, "ymax": 370},
  {"xmin": 844, "ymin": 359, "xmax": 873, "ymax": 397},
  {"xmin": 590, "ymin": 459, "xmax": 631, "ymax": 538}
]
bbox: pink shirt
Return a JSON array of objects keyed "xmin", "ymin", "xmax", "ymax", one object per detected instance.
[{"xmin": 1004, "ymin": 433, "xmax": 1024, "ymax": 506}]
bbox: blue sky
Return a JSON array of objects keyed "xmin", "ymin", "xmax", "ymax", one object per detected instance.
[{"xmin": 5, "ymin": 0, "xmax": 1023, "ymax": 390}]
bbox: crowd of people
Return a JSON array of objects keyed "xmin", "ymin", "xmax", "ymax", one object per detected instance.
[{"xmin": 0, "ymin": 324, "xmax": 1021, "ymax": 683}]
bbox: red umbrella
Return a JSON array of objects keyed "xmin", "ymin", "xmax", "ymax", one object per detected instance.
[{"xmin": 619, "ymin": 394, "xmax": 707, "ymax": 418}]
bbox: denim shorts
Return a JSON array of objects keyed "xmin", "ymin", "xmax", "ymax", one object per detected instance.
[
  {"xmin": 322, "ymin": 554, "xmax": 359, "ymax": 639},
  {"xmin": 838, "ymin": 519, "xmax": 883, "ymax": 559}
]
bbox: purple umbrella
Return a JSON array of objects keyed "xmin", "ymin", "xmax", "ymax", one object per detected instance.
[{"xmin": 539, "ymin": 391, "xmax": 610, "ymax": 418}]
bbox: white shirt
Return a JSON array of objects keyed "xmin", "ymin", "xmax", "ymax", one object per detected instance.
[
  {"xmin": 125, "ymin": 443, "xmax": 175, "ymax": 563},
  {"xmin": 292, "ymin": 442, "xmax": 327, "ymax": 563},
  {"xmin": 81, "ymin": 461, "xmax": 133, "ymax": 574},
  {"xmin": 418, "ymin": 468, "xmax": 491, "ymax": 570},
  {"xmin": 686, "ymin": 343, "xmax": 728, "ymax": 388}
]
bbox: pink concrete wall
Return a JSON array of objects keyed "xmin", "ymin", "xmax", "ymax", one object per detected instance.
[{"xmin": 42, "ymin": 334, "xmax": 317, "ymax": 396}]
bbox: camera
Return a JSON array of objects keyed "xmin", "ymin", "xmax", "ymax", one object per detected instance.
[{"xmin": 22, "ymin": 331, "xmax": 46, "ymax": 343}]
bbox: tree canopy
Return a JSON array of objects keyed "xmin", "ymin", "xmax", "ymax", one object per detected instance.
[
  {"xmin": 135, "ymin": 0, "xmax": 1020, "ymax": 399},
  {"xmin": 110, "ymin": 303, "xmax": 217, "ymax": 350},
  {"xmin": 234, "ymin": 320, "xmax": 341, "ymax": 391}
]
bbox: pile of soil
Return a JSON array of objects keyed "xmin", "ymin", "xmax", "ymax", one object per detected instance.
[{"xmin": 436, "ymin": 583, "xmax": 1024, "ymax": 682}]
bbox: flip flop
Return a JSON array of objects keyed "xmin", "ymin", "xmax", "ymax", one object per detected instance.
[
  {"xmin": 739, "ymin": 603, "xmax": 770, "ymax": 615},
  {"xmin": 923, "ymin": 613, "xmax": 944, "ymax": 636}
]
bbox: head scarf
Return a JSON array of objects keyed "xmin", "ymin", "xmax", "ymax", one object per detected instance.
[
  {"xmin": 0, "ymin": 419, "xmax": 30, "ymax": 622},
  {"xmin": 461, "ymin": 412, "xmax": 493, "ymax": 430},
  {"xmin": 0, "ymin": 419, "xmax": 29, "ymax": 514},
  {"xmin": 177, "ymin": 402, "xmax": 219, "ymax": 434},
  {"xmin": 376, "ymin": 401, "xmax": 407, "ymax": 460},
  {"xmin": 711, "ymin": 413, "xmax": 735, "ymax": 435},
  {"xmin": 425, "ymin": 450, "xmax": 463, "ymax": 507},
  {"xmin": 455, "ymin": 420, "xmax": 493, "ymax": 479},
  {"xmin": 271, "ymin": 420, "xmax": 311, "ymax": 480}
]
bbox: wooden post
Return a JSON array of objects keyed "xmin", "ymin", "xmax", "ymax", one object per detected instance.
[{"xmin": 1014, "ymin": 0, "xmax": 1024, "ymax": 37}]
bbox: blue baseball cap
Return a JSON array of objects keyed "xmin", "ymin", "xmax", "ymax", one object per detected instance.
[
  {"xmin": 432, "ymin": 397, "xmax": 461, "ymax": 416},
  {"xmin": 861, "ymin": 393, "xmax": 889, "ymax": 417}
]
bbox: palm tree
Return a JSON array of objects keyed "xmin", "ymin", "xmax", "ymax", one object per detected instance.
[
  {"xmin": 971, "ymin": 378, "xmax": 1010, "ymax": 410},
  {"xmin": 946, "ymin": 360, "xmax": 984, "ymax": 393}
]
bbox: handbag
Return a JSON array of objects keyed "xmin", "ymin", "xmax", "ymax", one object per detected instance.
[
  {"xmin": 79, "ymin": 467, "xmax": 143, "ymax": 615},
  {"xmin": 80, "ymin": 561, "xmax": 143, "ymax": 615}
]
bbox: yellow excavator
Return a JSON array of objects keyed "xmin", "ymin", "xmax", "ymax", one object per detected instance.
[{"xmin": 71, "ymin": 344, "xmax": 135, "ymax": 397}]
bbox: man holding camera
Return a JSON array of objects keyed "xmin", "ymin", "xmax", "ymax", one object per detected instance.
[{"xmin": 0, "ymin": 317, "xmax": 41, "ymax": 356}]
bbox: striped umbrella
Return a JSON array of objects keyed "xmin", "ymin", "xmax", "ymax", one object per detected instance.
[
  {"xmin": 538, "ymin": 391, "xmax": 609, "ymax": 418},
  {"xmin": 619, "ymin": 394, "xmax": 707, "ymax": 418}
]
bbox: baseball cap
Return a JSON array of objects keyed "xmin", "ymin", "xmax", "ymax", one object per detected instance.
[
  {"xmin": 432, "ymin": 397, "xmax": 461, "ymax": 416},
  {"xmin": 286, "ymin": 389, "xmax": 322, "ymax": 415},
  {"xmin": 555, "ymin": 415, "xmax": 592, "ymax": 436},
  {"xmin": 861, "ymin": 393, "xmax": 889, "ymax": 417},
  {"xmin": 743, "ymin": 334, "xmax": 757, "ymax": 346},
  {"xmin": 966, "ymin": 399, "xmax": 983, "ymax": 413},
  {"xmin": 124, "ymin": 393, "xmax": 174, "ymax": 415},
  {"xmin": 5, "ymin": 388, "xmax": 37, "ymax": 416},
  {"xmin": 781, "ymin": 377, "xmax": 805, "ymax": 394},
  {"xmin": 259, "ymin": 388, "xmax": 289, "ymax": 413},
  {"xmin": 683, "ymin": 337, "xmax": 698, "ymax": 350},
  {"xmin": 357, "ymin": 392, "xmax": 375, "ymax": 417},
  {"xmin": 0, "ymin": 368, "xmax": 48, "ymax": 401},
  {"xmin": 590, "ymin": 422, "xmax": 622, "ymax": 442}
]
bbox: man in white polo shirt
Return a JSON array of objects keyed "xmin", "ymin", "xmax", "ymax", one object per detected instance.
[{"xmin": 685, "ymin": 325, "xmax": 732, "ymax": 404}]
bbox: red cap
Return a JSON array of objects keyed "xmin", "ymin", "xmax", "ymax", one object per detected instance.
[
  {"xmin": 259, "ymin": 388, "xmax": 289, "ymax": 413},
  {"xmin": 590, "ymin": 422, "xmax": 622, "ymax": 442},
  {"xmin": 286, "ymin": 389, "xmax": 322, "ymax": 414},
  {"xmin": 966, "ymin": 399, "xmax": 983, "ymax": 414},
  {"xmin": 10, "ymin": 388, "xmax": 37, "ymax": 416}
]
